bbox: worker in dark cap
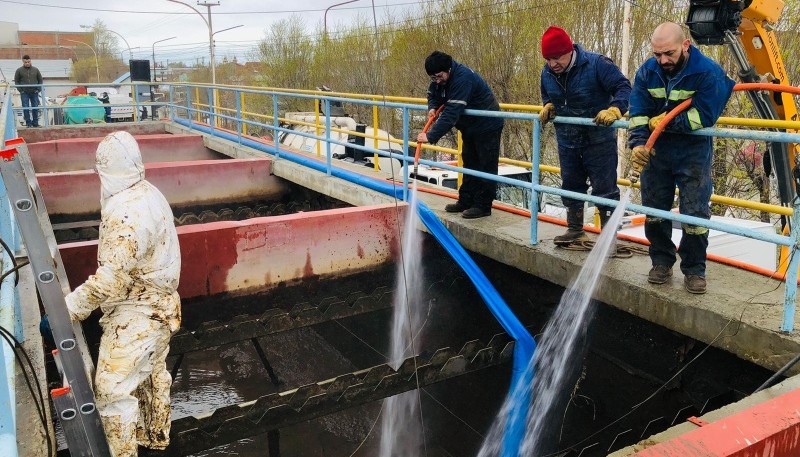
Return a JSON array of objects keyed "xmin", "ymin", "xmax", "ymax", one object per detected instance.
[
  {"xmin": 539, "ymin": 26, "xmax": 631, "ymax": 247},
  {"xmin": 417, "ymin": 51, "xmax": 504, "ymax": 219}
]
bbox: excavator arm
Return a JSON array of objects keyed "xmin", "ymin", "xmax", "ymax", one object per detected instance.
[{"xmin": 686, "ymin": 0, "xmax": 799, "ymax": 209}]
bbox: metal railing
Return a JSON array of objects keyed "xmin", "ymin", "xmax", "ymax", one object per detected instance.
[
  {"xmin": 0, "ymin": 84, "xmax": 21, "ymax": 456},
  {"xmin": 162, "ymin": 82, "xmax": 800, "ymax": 333}
]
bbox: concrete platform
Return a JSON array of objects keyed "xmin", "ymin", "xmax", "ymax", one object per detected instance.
[{"xmin": 165, "ymin": 121, "xmax": 800, "ymax": 376}]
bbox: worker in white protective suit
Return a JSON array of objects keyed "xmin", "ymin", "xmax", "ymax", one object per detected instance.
[{"xmin": 65, "ymin": 131, "xmax": 181, "ymax": 456}]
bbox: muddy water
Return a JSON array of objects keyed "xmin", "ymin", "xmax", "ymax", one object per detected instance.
[{"xmin": 71, "ymin": 241, "xmax": 777, "ymax": 457}]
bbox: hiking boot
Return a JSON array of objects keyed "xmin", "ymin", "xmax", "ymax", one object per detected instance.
[
  {"xmin": 445, "ymin": 202, "xmax": 468, "ymax": 213},
  {"xmin": 684, "ymin": 275, "xmax": 707, "ymax": 294},
  {"xmin": 647, "ymin": 265, "xmax": 672, "ymax": 284},
  {"xmin": 462, "ymin": 207, "xmax": 491, "ymax": 219},
  {"xmin": 554, "ymin": 208, "xmax": 588, "ymax": 246}
]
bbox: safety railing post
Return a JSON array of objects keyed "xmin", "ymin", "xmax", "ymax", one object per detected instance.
[
  {"xmin": 207, "ymin": 87, "xmax": 215, "ymax": 137},
  {"xmin": 240, "ymin": 91, "xmax": 248, "ymax": 136},
  {"xmin": 324, "ymin": 99, "xmax": 332, "ymax": 176},
  {"xmin": 402, "ymin": 107, "xmax": 410, "ymax": 201},
  {"xmin": 186, "ymin": 86, "xmax": 193, "ymax": 127},
  {"xmin": 781, "ymin": 198, "xmax": 800, "ymax": 332},
  {"xmin": 273, "ymin": 94, "xmax": 280, "ymax": 159},
  {"xmin": 41, "ymin": 85, "xmax": 49, "ymax": 128},
  {"xmin": 133, "ymin": 86, "xmax": 141, "ymax": 123},
  {"xmin": 235, "ymin": 89, "xmax": 242, "ymax": 145},
  {"xmin": 372, "ymin": 103, "xmax": 380, "ymax": 171},
  {"xmin": 168, "ymin": 84, "xmax": 175, "ymax": 121},
  {"xmin": 530, "ymin": 117, "xmax": 542, "ymax": 245}
]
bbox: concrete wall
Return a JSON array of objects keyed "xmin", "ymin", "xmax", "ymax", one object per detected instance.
[
  {"xmin": 28, "ymin": 134, "xmax": 223, "ymax": 172},
  {"xmin": 38, "ymin": 158, "xmax": 290, "ymax": 218},
  {"xmin": 59, "ymin": 204, "xmax": 405, "ymax": 299}
]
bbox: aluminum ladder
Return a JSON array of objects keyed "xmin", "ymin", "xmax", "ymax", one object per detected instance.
[{"xmin": 0, "ymin": 137, "xmax": 110, "ymax": 456}]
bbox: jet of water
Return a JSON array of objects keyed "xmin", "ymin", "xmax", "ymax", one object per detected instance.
[
  {"xmin": 379, "ymin": 182, "xmax": 427, "ymax": 457},
  {"xmin": 478, "ymin": 190, "xmax": 631, "ymax": 457}
]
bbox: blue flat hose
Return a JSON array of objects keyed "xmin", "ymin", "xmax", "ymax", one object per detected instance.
[{"xmin": 175, "ymin": 118, "xmax": 536, "ymax": 456}]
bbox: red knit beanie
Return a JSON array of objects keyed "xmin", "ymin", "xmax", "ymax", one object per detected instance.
[{"xmin": 541, "ymin": 26, "xmax": 574, "ymax": 59}]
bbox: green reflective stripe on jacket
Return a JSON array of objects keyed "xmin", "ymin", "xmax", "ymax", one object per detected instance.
[
  {"xmin": 629, "ymin": 116, "xmax": 649, "ymax": 128},
  {"xmin": 647, "ymin": 87, "xmax": 666, "ymax": 98},
  {"xmin": 668, "ymin": 89, "xmax": 696, "ymax": 101},
  {"xmin": 687, "ymin": 107, "xmax": 703, "ymax": 130}
]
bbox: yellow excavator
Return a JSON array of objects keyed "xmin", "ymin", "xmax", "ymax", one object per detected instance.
[{"xmin": 686, "ymin": 0, "xmax": 799, "ymax": 213}]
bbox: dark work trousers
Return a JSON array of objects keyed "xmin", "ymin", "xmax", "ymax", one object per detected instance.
[
  {"xmin": 558, "ymin": 138, "xmax": 620, "ymax": 213},
  {"xmin": 458, "ymin": 127, "xmax": 503, "ymax": 210},
  {"xmin": 21, "ymin": 92, "xmax": 40, "ymax": 127},
  {"xmin": 640, "ymin": 146, "xmax": 712, "ymax": 277}
]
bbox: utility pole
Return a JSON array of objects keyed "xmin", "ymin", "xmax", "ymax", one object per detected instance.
[{"xmin": 168, "ymin": 0, "xmax": 219, "ymax": 85}]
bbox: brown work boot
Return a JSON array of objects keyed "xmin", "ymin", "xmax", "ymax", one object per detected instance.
[
  {"xmin": 647, "ymin": 265, "xmax": 672, "ymax": 284},
  {"xmin": 445, "ymin": 202, "xmax": 468, "ymax": 213},
  {"xmin": 554, "ymin": 208, "xmax": 588, "ymax": 246},
  {"xmin": 462, "ymin": 207, "xmax": 491, "ymax": 219},
  {"xmin": 684, "ymin": 275, "xmax": 707, "ymax": 294}
]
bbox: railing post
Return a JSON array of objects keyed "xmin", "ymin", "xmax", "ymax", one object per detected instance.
[
  {"xmin": 240, "ymin": 91, "xmax": 248, "ymax": 136},
  {"xmin": 235, "ymin": 89, "xmax": 242, "ymax": 145},
  {"xmin": 273, "ymin": 94, "xmax": 280, "ymax": 159},
  {"xmin": 402, "ymin": 107, "xmax": 409, "ymax": 201},
  {"xmin": 372, "ymin": 103, "xmax": 380, "ymax": 171},
  {"xmin": 207, "ymin": 87, "xmax": 215, "ymax": 137},
  {"xmin": 315, "ymin": 98, "xmax": 322, "ymax": 157},
  {"xmin": 194, "ymin": 87, "xmax": 200, "ymax": 122},
  {"xmin": 41, "ymin": 85, "xmax": 49, "ymax": 128},
  {"xmin": 530, "ymin": 118, "xmax": 542, "ymax": 245},
  {"xmin": 133, "ymin": 86, "xmax": 141, "ymax": 123},
  {"xmin": 169, "ymin": 85, "xmax": 175, "ymax": 121},
  {"xmin": 186, "ymin": 86, "xmax": 193, "ymax": 127},
  {"xmin": 325, "ymin": 99, "xmax": 332, "ymax": 176},
  {"xmin": 781, "ymin": 200, "xmax": 800, "ymax": 332}
]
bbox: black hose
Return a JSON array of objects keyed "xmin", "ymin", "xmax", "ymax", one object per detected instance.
[{"xmin": 753, "ymin": 352, "xmax": 800, "ymax": 393}]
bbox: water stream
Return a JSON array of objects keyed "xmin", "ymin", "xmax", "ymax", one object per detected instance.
[
  {"xmin": 379, "ymin": 182, "xmax": 427, "ymax": 457},
  {"xmin": 478, "ymin": 190, "xmax": 631, "ymax": 456}
]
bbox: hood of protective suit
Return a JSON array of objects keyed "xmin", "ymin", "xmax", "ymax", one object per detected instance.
[{"xmin": 96, "ymin": 131, "xmax": 145, "ymax": 204}]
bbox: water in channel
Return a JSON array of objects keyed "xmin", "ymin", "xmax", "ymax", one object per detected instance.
[
  {"xmin": 379, "ymin": 182, "xmax": 427, "ymax": 457},
  {"xmin": 478, "ymin": 190, "xmax": 631, "ymax": 456}
]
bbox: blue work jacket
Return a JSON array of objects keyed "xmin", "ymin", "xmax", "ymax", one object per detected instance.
[
  {"xmin": 628, "ymin": 45, "xmax": 735, "ymax": 156},
  {"xmin": 540, "ymin": 44, "xmax": 631, "ymax": 147},
  {"xmin": 426, "ymin": 61, "xmax": 503, "ymax": 144}
]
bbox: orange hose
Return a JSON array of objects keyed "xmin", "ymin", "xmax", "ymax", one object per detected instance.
[
  {"xmin": 414, "ymin": 105, "xmax": 445, "ymax": 170},
  {"xmin": 638, "ymin": 82, "xmax": 800, "ymax": 282}
]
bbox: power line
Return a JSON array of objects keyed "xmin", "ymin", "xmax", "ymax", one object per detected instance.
[{"xmin": 0, "ymin": 0, "xmax": 426, "ymax": 15}]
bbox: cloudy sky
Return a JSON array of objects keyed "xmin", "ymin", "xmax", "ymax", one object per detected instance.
[{"xmin": 2, "ymin": 0, "xmax": 421, "ymax": 63}]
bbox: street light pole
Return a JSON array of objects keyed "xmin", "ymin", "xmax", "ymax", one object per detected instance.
[
  {"xmin": 65, "ymin": 38, "xmax": 100, "ymax": 83},
  {"xmin": 152, "ymin": 36, "xmax": 177, "ymax": 83},
  {"xmin": 107, "ymin": 29, "xmax": 133, "ymax": 64},
  {"xmin": 167, "ymin": 0, "xmax": 219, "ymax": 85},
  {"xmin": 324, "ymin": 0, "xmax": 358, "ymax": 38}
]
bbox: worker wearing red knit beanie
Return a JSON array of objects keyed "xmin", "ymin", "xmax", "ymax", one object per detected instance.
[
  {"xmin": 538, "ymin": 25, "xmax": 632, "ymax": 249},
  {"xmin": 541, "ymin": 26, "xmax": 573, "ymax": 59}
]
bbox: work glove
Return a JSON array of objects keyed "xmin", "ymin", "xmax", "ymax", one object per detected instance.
[
  {"xmin": 630, "ymin": 145, "xmax": 655, "ymax": 175},
  {"xmin": 593, "ymin": 106, "xmax": 622, "ymax": 126},
  {"xmin": 539, "ymin": 103, "xmax": 556, "ymax": 125},
  {"xmin": 428, "ymin": 109, "xmax": 437, "ymax": 119},
  {"xmin": 648, "ymin": 112, "xmax": 667, "ymax": 132}
]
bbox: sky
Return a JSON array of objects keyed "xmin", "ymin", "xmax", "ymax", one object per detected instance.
[{"xmin": 1, "ymin": 0, "xmax": 422, "ymax": 64}]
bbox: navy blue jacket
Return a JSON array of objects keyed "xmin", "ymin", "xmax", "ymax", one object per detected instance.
[
  {"xmin": 541, "ymin": 44, "xmax": 631, "ymax": 147},
  {"xmin": 628, "ymin": 45, "xmax": 734, "ymax": 154},
  {"xmin": 426, "ymin": 61, "xmax": 503, "ymax": 144}
]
